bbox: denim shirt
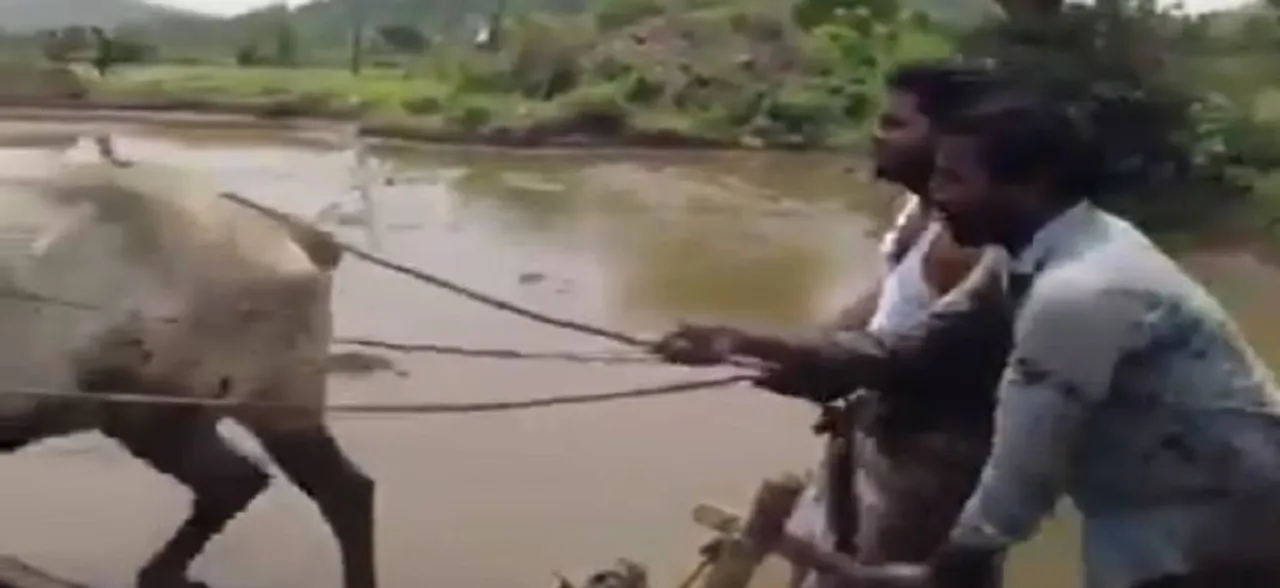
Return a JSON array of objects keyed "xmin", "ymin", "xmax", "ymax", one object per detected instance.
[{"xmin": 949, "ymin": 203, "xmax": 1280, "ymax": 588}]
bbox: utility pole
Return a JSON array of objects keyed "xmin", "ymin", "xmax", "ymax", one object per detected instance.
[
  {"xmin": 348, "ymin": 0, "xmax": 365, "ymax": 75},
  {"xmin": 486, "ymin": 0, "xmax": 507, "ymax": 51}
]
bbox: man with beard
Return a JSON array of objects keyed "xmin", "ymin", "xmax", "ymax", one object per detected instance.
[
  {"xmin": 823, "ymin": 63, "xmax": 993, "ymax": 335},
  {"xmin": 832, "ymin": 97, "xmax": 1280, "ymax": 588},
  {"xmin": 652, "ymin": 61, "xmax": 1005, "ymax": 588}
]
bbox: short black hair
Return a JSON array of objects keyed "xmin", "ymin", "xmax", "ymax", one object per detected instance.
[
  {"xmin": 936, "ymin": 92, "xmax": 1101, "ymax": 200},
  {"xmin": 885, "ymin": 60, "xmax": 1006, "ymax": 126}
]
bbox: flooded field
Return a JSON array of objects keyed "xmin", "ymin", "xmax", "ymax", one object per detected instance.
[{"xmin": 0, "ymin": 119, "xmax": 1273, "ymax": 588}]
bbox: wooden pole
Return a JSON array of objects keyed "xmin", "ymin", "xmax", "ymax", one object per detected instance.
[
  {"xmin": 693, "ymin": 502, "xmax": 927, "ymax": 587},
  {"xmin": 699, "ymin": 474, "xmax": 805, "ymax": 588},
  {"xmin": 347, "ymin": 0, "xmax": 365, "ymax": 75}
]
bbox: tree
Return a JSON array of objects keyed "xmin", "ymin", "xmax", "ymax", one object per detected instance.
[
  {"xmin": 88, "ymin": 27, "xmax": 153, "ymax": 76},
  {"xmin": 347, "ymin": 0, "xmax": 366, "ymax": 75},
  {"xmin": 236, "ymin": 43, "xmax": 266, "ymax": 66},
  {"xmin": 593, "ymin": 0, "xmax": 664, "ymax": 31},
  {"xmin": 274, "ymin": 17, "xmax": 299, "ymax": 65},
  {"xmin": 478, "ymin": 0, "xmax": 509, "ymax": 52},
  {"xmin": 108, "ymin": 36, "xmax": 156, "ymax": 66},
  {"xmin": 40, "ymin": 26, "xmax": 91, "ymax": 64},
  {"xmin": 1176, "ymin": 15, "xmax": 1210, "ymax": 51},
  {"xmin": 961, "ymin": 0, "xmax": 1274, "ymax": 234},
  {"xmin": 40, "ymin": 29, "xmax": 73, "ymax": 64},
  {"xmin": 376, "ymin": 25, "xmax": 428, "ymax": 54},
  {"xmin": 993, "ymin": 0, "xmax": 1064, "ymax": 20},
  {"xmin": 1270, "ymin": 0, "xmax": 1280, "ymax": 38}
]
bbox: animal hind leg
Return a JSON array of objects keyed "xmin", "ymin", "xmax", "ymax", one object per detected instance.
[
  {"xmin": 103, "ymin": 408, "xmax": 270, "ymax": 588},
  {"xmin": 252, "ymin": 423, "xmax": 376, "ymax": 588}
]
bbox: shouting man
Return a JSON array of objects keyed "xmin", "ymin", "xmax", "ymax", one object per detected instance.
[
  {"xmin": 851, "ymin": 95, "xmax": 1280, "ymax": 588},
  {"xmin": 652, "ymin": 60, "xmax": 1007, "ymax": 588}
]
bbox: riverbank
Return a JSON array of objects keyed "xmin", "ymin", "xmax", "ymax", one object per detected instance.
[
  {"xmin": 3, "ymin": 65, "xmax": 865, "ymax": 150},
  {"xmin": 0, "ymin": 98, "xmax": 791, "ymax": 150},
  {"xmin": 77, "ymin": 47, "xmax": 890, "ymax": 150},
  {"xmin": 0, "ymin": 0, "xmax": 957, "ymax": 151}
]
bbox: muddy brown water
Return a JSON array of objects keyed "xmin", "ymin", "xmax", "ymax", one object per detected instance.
[{"xmin": 0, "ymin": 119, "xmax": 1274, "ymax": 588}]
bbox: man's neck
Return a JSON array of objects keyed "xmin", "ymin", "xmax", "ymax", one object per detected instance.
[
  {"xmin": 900, "ymin": 175, "xmax": 931, "ymax": 202},
  {"xmin": 1003, "ymin": 200, "xmax": 1079, "ymax": 258}
]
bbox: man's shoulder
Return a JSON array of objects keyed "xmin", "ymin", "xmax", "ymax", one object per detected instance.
[
  {"xmin": 1022, "ymin": 214, "xmax": 1171, "ymax": 308},
  {"xmin": 1017, "ymin": 259, "xmax": 1146, "ymax": 336},
  {"xmin": 1024, "ymin": 260, "xmax": 1109, "ymax": 306}
]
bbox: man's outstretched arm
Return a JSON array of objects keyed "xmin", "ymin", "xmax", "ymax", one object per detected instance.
[
  {"xmin": 946, "ymin": 282, "xmax": 1140, "ymax": 550},
  {"xmin": 752, "ymin": 247, "xmax": 1013, "ymax": 403}
]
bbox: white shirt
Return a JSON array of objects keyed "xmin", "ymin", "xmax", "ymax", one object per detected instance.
[
  {"xmin": 789, "ymin": 193, "xmax": 942, "ymax": 587},
  {"xmin": 951, "ymin": 202, "xmax": 1280, "ymax": 588}
]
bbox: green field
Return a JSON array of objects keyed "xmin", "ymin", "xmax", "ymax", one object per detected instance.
[{"xmin": 92, "ymin": 64, "xmax": 451, "ymax": 115}]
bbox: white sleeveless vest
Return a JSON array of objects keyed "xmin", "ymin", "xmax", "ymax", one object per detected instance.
[
  {"xmin": 788, "ymin": 194, "xmax": 944, "ymax": 588},
  {"xmin": 867, "ymin": 220, "xmax": 941, "ymax": 334}
]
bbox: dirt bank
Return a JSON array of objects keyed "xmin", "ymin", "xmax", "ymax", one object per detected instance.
[{"xmin": 0, "ymin": 96, "xmax": 755, "ymax": 151}]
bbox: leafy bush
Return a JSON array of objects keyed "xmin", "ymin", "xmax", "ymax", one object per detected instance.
[
  {"xmin": 450, "ymin": 52, "xmax": 516, "ymax": 94},
  {"xmin": 445, "ymin": 96, "xmax": 498, "ymax": 129},
  {"xmin": 402, "ymin": 94, "xmax": 445, "ymax": 115},
  {"xmin": 958, "ymin": 0, "xmax": 1280, "ymax": 237},
  {"xmin": 505, "ymin": 14, "xmax": 590, "ymax": 99},
  {"xmin": 595, "ymin": 0, "xmax": 667, "ymax": 31},
  {"xmin": 622, "ymin": 72, "xmax": 665, "ymax": 105},
  {"xmin": 553, "ymin": 81, "xmax": 630, "ymax": 122}
]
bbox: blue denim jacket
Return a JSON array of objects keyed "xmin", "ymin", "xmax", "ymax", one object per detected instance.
[{"xmin": 949, "ymin": 203, "xmax": 1280, "ymax": 588}]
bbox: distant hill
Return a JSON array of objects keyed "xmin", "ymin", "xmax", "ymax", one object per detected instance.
[
  {"xmin": 250, "ymin": 0, "xmax": 999, "ymax": 42},
  {"xmin": 0, "ymin": 0, "xmax": 206, "ymax": 33},
  {"xmin": 106, "ymin": 0, "xmax": 1002, "ymax": 56}
]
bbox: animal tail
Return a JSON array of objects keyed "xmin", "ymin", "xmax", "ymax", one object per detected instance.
[
  {"xmin": 85, "ymin": 133, "xmax": 344, "ymax": 272},
  {"xmin": 281, "ymin": 212, "xmax": 343, "ymax": 271}
]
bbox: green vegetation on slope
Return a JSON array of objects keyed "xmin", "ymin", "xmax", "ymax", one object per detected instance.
[
  {"xmin": 952, "ymin": 0, "xmax": 1280, "ymax": 248},
  {"xmin": 75, "ymin": 0, "xmax": 957, "ymax": 149},
  {"xmin": 0, "ymin": 0, "xmax": 202, "ymax": 33},
  {"xmin": 122, "ymin": 0, "xmax": 994, "ymax": 46}
]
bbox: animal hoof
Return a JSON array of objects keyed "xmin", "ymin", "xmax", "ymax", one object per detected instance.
[{"xmin": 138, "ymin": 568, "xmax": 211, "ymax": 588}]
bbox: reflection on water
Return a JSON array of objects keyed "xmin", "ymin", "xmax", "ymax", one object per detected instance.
[
  {"xmin": 2, "ymin": 121, "xmax": 1280, "ymax": 588},
  {"xmin": 442, "ymin": 154, "xmax": 873, "ymax": 327},
  {"xmin": 607, "ymin": 216, "xmax": 835, "ymax": 326}
]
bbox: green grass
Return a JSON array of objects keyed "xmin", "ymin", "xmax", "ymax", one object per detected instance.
[
  {"xmin": 90, "ymin": 64, "xmax": 453, "ymax": 116},
  {"xmin": 72, "ymin": 60, "xmax": 870, "ymax": 149}
]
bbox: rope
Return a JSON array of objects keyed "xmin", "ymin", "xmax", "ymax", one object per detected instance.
[
  {"xmin": 0, "ymin": 290, "xmax": 660, "ymax": 366},
  {"xmin": 216, "ymin": 190, "xmax": 766, "ymax": 370},
  {"xmin": 332, "ymin": 337, "xmax": 663, "ymax": 365},
  {"xmin": 217, "ymin": 190, "xmax": 653, "ymax": 348},
  {"xmin": 0, "ymin": 374, "xmax": 749, "ymax": 415}
]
